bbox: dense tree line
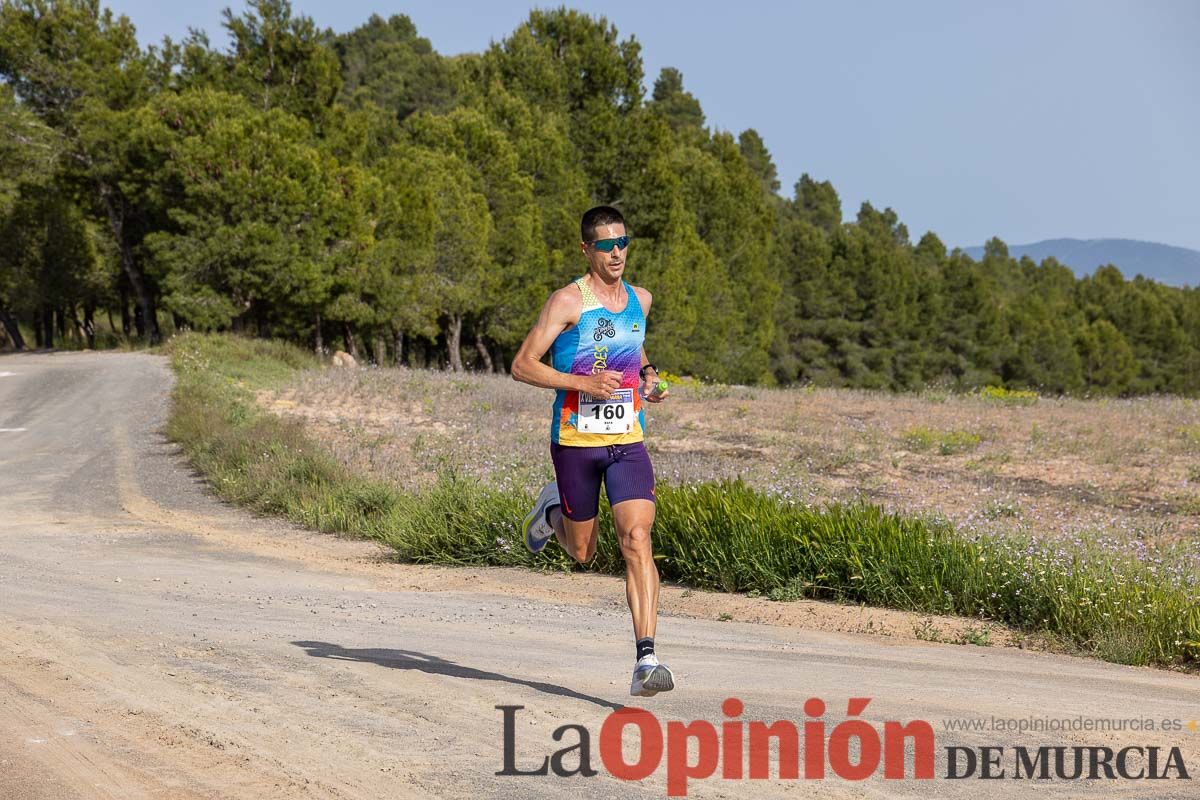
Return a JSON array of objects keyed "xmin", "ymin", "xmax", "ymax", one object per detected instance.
[{"xmin": 1, "ymin": 0, "xmax": 1197, "ymax": 394}]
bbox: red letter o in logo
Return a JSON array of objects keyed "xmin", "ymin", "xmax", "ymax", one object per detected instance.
[{"xmin": 600, "ymin": 708, "xmax": 663, "ymax": 780}]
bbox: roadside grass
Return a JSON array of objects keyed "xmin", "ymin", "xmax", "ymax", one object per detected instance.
[
  {"xmin": 901, "ymin": 426, "xmax": 982, "ymax": 455},
  {"xmin": 164, "ymin": 333, "xmax": 1200, "ymax": 670}
]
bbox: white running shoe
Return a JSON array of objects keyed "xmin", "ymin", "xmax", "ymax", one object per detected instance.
[
  {"xmin": 522, "ymin": 481, "xmax": 560, "ymax": 554},
  {"xmin": 630, "ymin": 653, "xmax": 675, "ymax": 697}
]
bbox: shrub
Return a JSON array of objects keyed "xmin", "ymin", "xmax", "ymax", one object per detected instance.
[
  {"xmin": 977, "ymin": 385, "xmax": 1039, "ymax": 406},
  {"xmin": 902, "ymin": 426, "xmax": 982, "ymax": 455}
]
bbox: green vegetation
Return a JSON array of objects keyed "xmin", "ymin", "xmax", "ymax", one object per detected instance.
[
  {"xmin": 1030, "ymin": 422, "xmax": 1046, "ymax": 445},
  {"xmin": 939, "ymin": 430, "xmax": 983, "ymax": 455},
  {"xmin": 2, "ymin": 1, "xmax": 1199, "ymax": 396},
  {"xmin": 959, "ymin": 625, "xmax": 992, "ymax": 647},
  {"xmin": 1182, "ymin": 426, "xmax": 1200, "ymax": 449},
  {"xmin": 166, "ymin": 332, "xmax": 1200, "ymax": 669},
  {"xmin": 982, "ymin": 499, "xmax": 1022, "ymax": 520},
  {"xmin": 902, "ymin": 426, "xmax": 982, "ymax": 455},
  {"xmin": 913, "ymin": 618, "xmax": 944, "ymax": 642},
  {"xmin": 901, "ymin": 427, "xmax": 937, "ymax": 452},
  {"xmin": 977, "ymin": 385, "xmax": 1039, "ymax": 406}
]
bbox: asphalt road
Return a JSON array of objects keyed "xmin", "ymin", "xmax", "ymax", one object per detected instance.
[{"xmin": 0, "ymin": 350, "xmax": 1196, "ymax": 799}]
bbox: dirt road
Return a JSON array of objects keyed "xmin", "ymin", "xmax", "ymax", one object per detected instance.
[{"xmin": 1, "ymin": 351, "xmax": 1196, "ymax": 799}]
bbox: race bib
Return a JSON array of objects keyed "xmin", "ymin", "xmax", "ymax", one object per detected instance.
[{"xmin": 577, "ymin": 389, "xmax": 634, "ymax": 434}]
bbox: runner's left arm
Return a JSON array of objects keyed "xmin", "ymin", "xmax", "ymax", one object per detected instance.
[
  {"xmin": 639, "ymin": 349, "xmax": 657, "ymax": 379},
  {"xmin": 639, "ymin": 348, "xmax": 668, "ymax": 403}
]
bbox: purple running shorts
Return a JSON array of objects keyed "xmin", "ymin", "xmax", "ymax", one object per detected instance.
[{"xmin": 549, "ymin": 441, "xmax": 656, "ymax": 521}]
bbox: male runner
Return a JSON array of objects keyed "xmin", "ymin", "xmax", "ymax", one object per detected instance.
[{"xmin": 510, "ymin": 205, "xmax": 674, "ymax": 697}]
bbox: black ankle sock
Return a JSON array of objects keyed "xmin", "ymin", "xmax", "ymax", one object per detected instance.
[{"xmin": 636, "ymin": 637, "xmax": 655, "ymax": 661}]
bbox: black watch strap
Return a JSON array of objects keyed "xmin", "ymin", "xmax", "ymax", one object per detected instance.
[{"xmin": 639, "ymin": 363, "xmax": 658, "ymax": 379}]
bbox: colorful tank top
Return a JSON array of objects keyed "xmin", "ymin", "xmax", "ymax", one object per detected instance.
[{"xmin": 550, "ymin": 276, "xmax": 646, "ymax": 446}]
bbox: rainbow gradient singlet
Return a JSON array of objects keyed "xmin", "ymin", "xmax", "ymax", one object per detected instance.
[{"xmin": 550, "ymin": 276, "xmax": 646, "ymax": 446}]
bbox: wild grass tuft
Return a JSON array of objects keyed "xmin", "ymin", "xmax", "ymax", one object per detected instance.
[
  {"xmin": 1181, "ymin": 426, "xmax": 1200, "ymax": 450},
  {"xmin": 901, "ymin": 426, "xmax": 982, "ymax": 455},
  {"xmin": 977, "ymin": 385, "xmax": 1039, "ymax": 406}
]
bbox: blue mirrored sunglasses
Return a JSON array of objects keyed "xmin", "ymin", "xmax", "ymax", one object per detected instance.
[{"xmin": 588, "ymin": 235, "xmax": 631, "ymax": 253}]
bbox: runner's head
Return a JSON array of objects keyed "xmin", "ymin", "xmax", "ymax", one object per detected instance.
[{"xmin": 580, "ymin": 205, "xmax": 629, "ymax": 280}]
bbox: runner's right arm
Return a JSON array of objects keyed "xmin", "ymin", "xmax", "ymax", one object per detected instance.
[{"xmin": 511, "ymin": 288, "xmax": 622, "ymax": 399}]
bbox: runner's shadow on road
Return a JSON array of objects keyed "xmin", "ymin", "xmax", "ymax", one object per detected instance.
[{"xmin": 292, "ymin": 641, "xmax": 624, "ymax": 711}]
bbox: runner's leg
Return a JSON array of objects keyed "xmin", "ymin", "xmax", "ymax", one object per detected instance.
[
  {"xmin": 612, "ymin": 499, "xmax": 658, "ymax": 640},
  {"xmin": 604, "ymin": 442, "xmax": 658, "ymax": 640},
  {"xmin": 549, "ymin": 443, "xmax": 604, "ymax": 563},
  {"xmin": 550, "ymin": 511, "xmax": 599, "ymax": 563},
  {"xmin": 612, "ymin": 492, "xmax": 673, "ymax": 697}
]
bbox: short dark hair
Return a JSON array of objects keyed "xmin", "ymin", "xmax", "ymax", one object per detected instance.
[{"xmin": 581, "ymin": 205, "xmax": 625, "ymax": 242}]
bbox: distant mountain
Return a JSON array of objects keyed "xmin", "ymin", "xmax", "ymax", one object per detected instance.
[{"xmin": 961, "ymin": 238, "xmax": 1199, "ymax": 288}]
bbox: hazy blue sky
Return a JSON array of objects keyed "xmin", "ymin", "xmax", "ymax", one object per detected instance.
[{"xmin": 106, "ymin": 0, "xmax": 1200, "ymax": 251}]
